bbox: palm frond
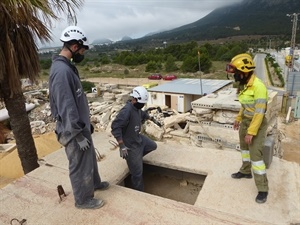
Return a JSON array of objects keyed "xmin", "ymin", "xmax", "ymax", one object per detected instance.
[{"xmin": 0, "ymin": 0, "xmax": 84, "ymax": 97}]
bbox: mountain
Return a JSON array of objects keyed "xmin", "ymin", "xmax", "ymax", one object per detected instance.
[
  {"xmin": 92, "ymin": 38, "xmax": 113, "ymax": 45},
  {"xmin": 121, "ymin": 0, "xmax": 300, "ymax": 45},
  {"xmin": 121, "ymin": 36, "xmax": 132, "ymax": 41}
]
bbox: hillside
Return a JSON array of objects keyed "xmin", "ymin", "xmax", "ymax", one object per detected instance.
[{"xmin": 118, "ymin": 0, "xmax": 299, "ymax": 46}]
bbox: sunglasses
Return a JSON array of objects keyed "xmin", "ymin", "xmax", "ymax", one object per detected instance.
[{"xmin": 226, "ymin": 64, "xmax": 236, "ymax": 73}]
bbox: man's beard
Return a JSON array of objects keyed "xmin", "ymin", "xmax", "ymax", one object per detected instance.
[{"xmin": 239, "ymin": 76, "xmax": 249, "ymax": 85}]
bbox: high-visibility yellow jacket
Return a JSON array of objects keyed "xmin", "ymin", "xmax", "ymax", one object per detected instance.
[{"xmin": 236, "ymin": 75, "xmax": 268, "ymax": 136}]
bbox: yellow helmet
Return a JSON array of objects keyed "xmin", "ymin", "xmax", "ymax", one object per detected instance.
[{"xmin": 226, "ymin": 53, "xmax": 255, "ymax": 73}]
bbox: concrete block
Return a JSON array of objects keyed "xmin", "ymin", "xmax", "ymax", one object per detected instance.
[
  {"xmin": 264, "ymin": 135, "xmax": 275, "ymax": 169},
  {"xmin": 0, "ymin": 143, "xmax": 16, "ymax": 153},
  {"xmin": 236, "ymin": 135, "xmax": 275, "ymax": 168}
]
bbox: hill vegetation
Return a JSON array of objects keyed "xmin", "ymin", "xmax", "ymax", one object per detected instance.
[
  {"xmin": 39, "ymin": 0, "xmax": 292, "ymax": 86},
  {"xmin": 130, "ymin": 0, "xmax": 299, "ymax": 46}
]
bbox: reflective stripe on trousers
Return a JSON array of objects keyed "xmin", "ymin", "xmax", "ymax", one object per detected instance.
[
  {"xmin": 241, "ymin": 150, "xmax": 250, "ymax": 162},
  {"xmin": 251, "ymin": 160, "xmax": 266, "ymax": 175}
]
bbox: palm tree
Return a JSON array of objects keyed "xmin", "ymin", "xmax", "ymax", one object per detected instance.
[{"xmin": 0, "ymin": 0, "xmax": 83, "ymax": 174}]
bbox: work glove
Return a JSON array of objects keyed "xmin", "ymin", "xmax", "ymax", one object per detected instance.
[
  {"xmin": 76, "ymin": 133, "xmax": 91, "ymax": 151},
  {"xmin": 119, "ymin": 143, "xmax": 129, "ymax": 159}
]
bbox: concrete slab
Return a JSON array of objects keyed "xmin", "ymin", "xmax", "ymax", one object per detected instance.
[
  {"xmin": 0, "ymin": 143, "xmax": 16, "ymax": 153},
  {"xmin": 0, "ymin": 132, "xmax": 299, "ymax": 225}
]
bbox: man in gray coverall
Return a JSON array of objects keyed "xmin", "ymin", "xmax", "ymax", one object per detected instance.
[
  {"xmin": 49, "ymin": 26, "xmax": 109, "ymax": 209},
  {"xmin": 111, "ymin": 86, "xmax": 157, "ymax": 191}
]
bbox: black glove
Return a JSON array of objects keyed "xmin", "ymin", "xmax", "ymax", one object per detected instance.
[{"xmin": 119, "ymin": 143, "xmax": 129, "ymax": 159}]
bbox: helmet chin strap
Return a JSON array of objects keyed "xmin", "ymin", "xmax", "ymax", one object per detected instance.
[{"xmin": 66, "ymin": 46, "xmax": 80, "ymax": 59}]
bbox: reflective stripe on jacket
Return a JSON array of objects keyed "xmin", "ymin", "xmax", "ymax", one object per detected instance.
[{"xmin": 235, "ymin": 75, "xmax": 267, "ymax": 136}]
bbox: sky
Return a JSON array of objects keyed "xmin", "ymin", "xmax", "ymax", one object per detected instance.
[{"xmin": 42, "ymin": 0, "xmax": 242, "ymax": 48}]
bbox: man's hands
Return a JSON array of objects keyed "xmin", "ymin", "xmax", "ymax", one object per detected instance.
[
  {"xmin": 119, "ymin": 142, "xmax": 129, "ymax": 159},
  {"xmin": 76, "ymin": 133, "xmax": 91, "ymax": 151},
  {"xmin": 244, "ymin": 134, "xmax": 253, "ymax": 145},
  {"xmin": 233, "ymin": 121, "xmax": 253, "ymax": 144},
  {"xmin": 233, "ymin": 120, "xmax": 240, "ymax": 130}
]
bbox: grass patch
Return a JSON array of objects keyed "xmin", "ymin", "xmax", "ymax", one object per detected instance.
[{"xmin": 39, "ymin": 61, "xmax": 228, "ymax": 81}]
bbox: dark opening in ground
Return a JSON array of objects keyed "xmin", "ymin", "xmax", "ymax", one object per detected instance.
[{"xmin": 118, "ymin": 164, "xmax": 206, "ymax": 205}]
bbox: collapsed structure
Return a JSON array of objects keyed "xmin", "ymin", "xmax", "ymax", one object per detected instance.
[
  {"xmin": 7, "ymin": 78, "xmax": 281, "ymax": 169},
  {"xmin": 1, "ymin": 78, "xmax": 299, "ymax": 225}
]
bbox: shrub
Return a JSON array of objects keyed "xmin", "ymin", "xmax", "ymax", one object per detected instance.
[{"xmin": 81, "ymin": 80, "xmax": 95, "ymax": 93}]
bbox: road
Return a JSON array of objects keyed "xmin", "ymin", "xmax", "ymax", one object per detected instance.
[{"xmin": 254, "ymin": 53, "xmax": 286, "ymax": 96}]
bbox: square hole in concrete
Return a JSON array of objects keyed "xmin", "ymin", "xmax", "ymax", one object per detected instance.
[{"xmin": 118, "ymin": 163, "xmax": 206, "ymax": 205}]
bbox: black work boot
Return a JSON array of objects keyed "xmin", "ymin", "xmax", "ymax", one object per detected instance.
[
  {"xmin": 256, "ymin": 192, "xmax": 268, "ymax": 204},
  {"xmin": 94, "ymin": 181, "xmax": 110, "ymax": 191},
  {"xmin": 231, "ymin": 172, "xmax": 252, "ymax": 179}
]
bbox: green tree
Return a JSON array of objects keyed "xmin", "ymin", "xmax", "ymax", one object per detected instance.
[
  {"xmin": 164, "ymin": 55, "xmax": 178, "ymax": 72},
  {"xmin": 40, "ymin": 59, "xmax": 52, "ymax": 70},
  {"xmin": 146, "ymin": 61, "xmax": 162, "ymax": 72},
  {"xmin": 181, "ymin": 56, "xmax": 198, "ymax": 73},
  {"xmin": 215, "ymin": 45, "xmax": 230, "ymax": 61},
  {"xmin": 0, "ymin": 0, "xmax": 83, "ymax": 174}
]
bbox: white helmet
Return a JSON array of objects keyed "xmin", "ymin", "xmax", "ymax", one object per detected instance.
[
  {"xmin": 130, "ymin": 86, "xmax": 149, "ymax": 103},
  {"xmin": 60, "ymin": 26, "xmax": 89, "ymax": 49}
]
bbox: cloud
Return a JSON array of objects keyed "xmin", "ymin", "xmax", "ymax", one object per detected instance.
[{"xmin": 43, "ymin": 0, "xmax": 242, "ymax": 47}]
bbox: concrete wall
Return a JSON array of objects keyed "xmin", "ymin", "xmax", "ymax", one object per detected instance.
[{"xmin": 148, "ymin": 92, "xmax": 199, "ymax": 113}]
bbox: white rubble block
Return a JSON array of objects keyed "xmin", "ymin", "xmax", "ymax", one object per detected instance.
[
  {"xmin": 90, "ymin": 115, "xmax": 102, "ymax": 123},
  {"xmin": 115, "ymin": 93, "xmax": 130, "ymax": 102},
  {"xmin": 104, "ymin": 83, "xmax": 118, "ymax": 90},
  {"xmin": 169, "ymin": 130, "xmax": 190, "ymax": 138},
  {"xmin": 189, "ymin": 123, "xmax": 239, "ymax": 147},
  {"xmin": 111, "ymin": 105, "xmax": 124, "ymax": 113},
  {"xmin": 191, "ymin": 88, "xmax": 240, "ymax": 111},
  {"xmin": 103, "ymin": 92, "xmax": 116, "ymax": 101},
  {"xmin": 163, "ymin": 113, "xmax": 190, "ymax": 129},
  {"xmin": 90, "ymin": 104, "xmax": 112, "ymax": 115},
  {"xmin": 30, "ymin": 120, "xmax": 45, "ymax": 128},
  {"xmin": 193, "ymin": 108, "xmax": 213, "ymax": 115},
  {"xmin": 196, "ymin": 133, "xmax": 238, "ymax": 149},
  {"xmin": 162, "ymin": 134, "xmax": 173, "ymax": 139},
  {"xmin": 105, "ymin": 120, "xmax": 113, "ymax": 133},
  {"xmin": 0, "ymin": 143, "xmax": 17, "ymax": 153},
  {"xmin": 266, "ymin": 90, "xmax": 278, "ymax": 121},
  {"xmin": 86, "ymin": 93, "xmax": 98, "ymax": 98},
  {"xmin": 213, "ymin": 110, "xmax": 237, "ymax": 124},
  {"xmin": 165, "ymin": 127, "xmax": 174, "ymax": 133},
  {"xmin": 198, "ymin": 113, "xmax": 213, "ymax": 120},
  {"xmin": 90, "ymin": 102, "xmax": 106, "ymax": 107},
  {"xmin": 144, "ymin": 121, "xmax": 164, "ymax": 140},
  {"xmin": 101, "ymin": 111, "xmax": 112, "ymax": 125}
]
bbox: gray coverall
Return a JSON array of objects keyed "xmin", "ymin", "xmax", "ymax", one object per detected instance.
[
  {"xmin": 49, "ymin": 55, "xmax": 103, "ymax": 205},
  {"xmin": 111, "ymin": 102, "xmax": 157, "ymax": 191}
]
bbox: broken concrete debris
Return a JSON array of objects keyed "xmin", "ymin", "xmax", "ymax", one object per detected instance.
[{"xmin": 0, "ymin": 82, "xmax": 282, "ymax": 168}]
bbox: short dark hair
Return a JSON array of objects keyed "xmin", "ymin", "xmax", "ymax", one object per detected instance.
[{"xmin": 63, "ymin": 40, "xmax": 79, "ymax": 49}]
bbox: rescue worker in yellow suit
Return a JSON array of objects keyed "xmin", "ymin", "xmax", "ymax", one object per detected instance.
[{"xmin": 226, "ymin": 53, "xmax": 269, "ymax": 204}]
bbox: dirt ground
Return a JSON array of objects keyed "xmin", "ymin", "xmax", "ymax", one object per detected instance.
[
  {"xmin": 278, "ymin": 117, "xmax": 300, "ymax": 164},
  {"xmin": 0, "ymin": 132, "xmax": 62, "ymax": 188}
]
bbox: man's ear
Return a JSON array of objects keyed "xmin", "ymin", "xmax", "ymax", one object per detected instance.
[
  {"xmin": 131, "ymin": 97, "xmax": 137, "ymax": 103},
  {"xmin": 70, "ymin": 44, "xmax": 79, "ymax": 52}
]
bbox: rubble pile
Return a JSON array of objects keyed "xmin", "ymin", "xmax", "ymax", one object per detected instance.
[
  {"xmin": 1, "ymin": 81, "xmax": 283, "ymax": 162},
  {"xmin": 186, "ymin": 88, "xmax": 282, "ymax": 158}
]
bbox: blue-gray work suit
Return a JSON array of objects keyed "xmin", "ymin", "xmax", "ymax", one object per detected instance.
[
  {"xmin": 111, "ymin": 102, "xmax": 157, "ymax": 191},
  {"xmin": 49, "ymin": 55, "xmax": 103, "ymax": 205}
]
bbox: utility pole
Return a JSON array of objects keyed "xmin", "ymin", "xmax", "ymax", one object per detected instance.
[
  {"xmin": 287, "ymin": 13, "xmax": 300, "ymax": 72},
  {"xmin": 198, "ymin": 51, "xmax": 203, "ymax": 95}
]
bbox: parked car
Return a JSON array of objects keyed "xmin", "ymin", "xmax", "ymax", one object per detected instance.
[
  {"xmin": 163, "ymin": 74, "xmax": 177, "ymax": 80},
  {"xmin": 148, "ymin": 74, "xmax": 162, "ymax": 80}
]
